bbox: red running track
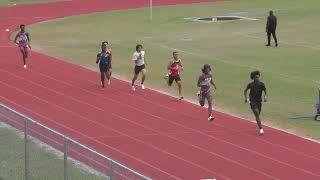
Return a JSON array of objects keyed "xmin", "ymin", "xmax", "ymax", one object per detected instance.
[{"xmin": 1, "ymin": 0, "xmax": 320, "ymax": 179}]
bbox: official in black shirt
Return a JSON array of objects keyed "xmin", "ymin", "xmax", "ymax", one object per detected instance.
[
  {"xmin": 244, "ymin": 71, "xmax": 267, "ymax": 135},
  {"xmin": 266, "ymin": 10, "xmax": 278, "ymax": 47}
]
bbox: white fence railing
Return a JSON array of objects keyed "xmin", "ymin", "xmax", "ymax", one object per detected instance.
[{"xmin": 0, "ymin": 102, "xmax": 152, "ymax": 180}]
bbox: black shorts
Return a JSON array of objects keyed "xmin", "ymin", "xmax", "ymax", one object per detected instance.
[
  {"xmin": 168, "ymin": 75, "xmax": 181, "ymax": 86},
  {"xmin": 267, "ymin": 28, "xmax": 276, "ymax": 34},
  {"xmin": 134, "ymin": 64, "xmax": 146, "ymax": 75},
  {"xmin": 99, "ymin": 63, "xmax": 110, "ymax": 73},
  {"xmin": 250, "ymin": 101, "xmax": 262, "ymax": 113}
]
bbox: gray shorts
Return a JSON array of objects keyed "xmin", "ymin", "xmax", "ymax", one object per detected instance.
[{"xmin": 199, "ymin": 91, "xmax": 212, "ymax": 104}]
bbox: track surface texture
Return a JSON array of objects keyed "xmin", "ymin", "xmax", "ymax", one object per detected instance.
[{"xmin": 1, "ymin": 0, "xmax": 320, "ymax": 179}]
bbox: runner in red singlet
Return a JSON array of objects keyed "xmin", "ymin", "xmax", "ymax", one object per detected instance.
[{"xmin": 166, "ymin": 51, "xmax": 183, "ymax": 100}]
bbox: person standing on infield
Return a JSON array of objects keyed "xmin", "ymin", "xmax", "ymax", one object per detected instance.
[{"xmin": 266, "ymin": 10, "xmax": 278, "ymax": 47}]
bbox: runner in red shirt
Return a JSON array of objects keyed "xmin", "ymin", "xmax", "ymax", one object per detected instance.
[
  {"xmin": 166, "ymin": 51, "xmax": 183, "ymax": 100},
  {"xmin": 14, "ymin": 24, "xmax": 31, "ymax": 69}
]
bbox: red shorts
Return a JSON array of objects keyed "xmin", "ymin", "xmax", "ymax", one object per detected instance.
[{"xmin": 19, "ymin": 44, "xmax": 28, "ymax": 51}]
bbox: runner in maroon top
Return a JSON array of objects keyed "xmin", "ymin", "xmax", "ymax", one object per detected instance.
[
  {"xmin": 166, "ymin": 51, "xmax": 183, "ymax": 100},
  {"xmin": 197, "ymin": 64, "xmax": 217, "ymax": 122},
  {"xmin": 14, "ymin": 24, "xmax": 31, "ymax": 69}
]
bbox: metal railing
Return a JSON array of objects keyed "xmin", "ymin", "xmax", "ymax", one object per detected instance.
[{"xmin": 0, "ymin": 102, "xmax": 152, "ymax": 180}]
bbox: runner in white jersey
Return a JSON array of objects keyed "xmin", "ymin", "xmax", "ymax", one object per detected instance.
[
  {"xmin": 14, "ymin": 24, "xmax": 31, "ymax": 68},
  {"xmin": 131, "ymin": 44, "xmax": 147, "ymax": 91}
]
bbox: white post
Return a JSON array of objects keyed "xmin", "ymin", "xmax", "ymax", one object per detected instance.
[
  {"xmin": 150, "ymin": 0, "xmax": 153, "ymax": 21},
  {"xmin": 24, "ymin": 119, "xmax": 29, "ymax": 180},
  {"xmin": 63, "ymin": 137, "xmax": 68, "ymax": 180}
]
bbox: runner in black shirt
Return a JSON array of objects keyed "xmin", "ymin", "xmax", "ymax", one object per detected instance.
[{"xmin": 244, "ymin": 71, "xmax": 267, "ymax": 135}]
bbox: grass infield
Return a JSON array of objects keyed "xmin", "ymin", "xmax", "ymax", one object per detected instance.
[{"xmin": 0, "ymin": 122, "xmax": 106, "ymax": 180}]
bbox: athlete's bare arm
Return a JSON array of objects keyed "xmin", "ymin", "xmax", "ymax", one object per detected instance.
[
  {"xmin": 109, "ymin": 49, "xmax": 112, "ymax": 68},
  {"xmin": 210, "ymin": 75, "xmax": 216, "ymax": 90},
  {"xmin": 244, "ymin": 86, "xmax": 249, "ymax": 103},
  {"xmin": 25, "ymin": 33, "xmax": 31, "ymax": 49},
  {"xmin": 13, "ymin": 33, "xmax": 19, "ymax": 45},
  {"xmin": 144, "ymin": 55, "xmax": 147, "ymax": 65},
  {"xmin": 179, "ymin": 60, "xmax": 183, "ymax": 71},
  {"xmin": 197, "ymin": 75, "xmax": 202, "ymax": 95},
  {"xmin": 96, "ymin": 55, "xmax": 100, "ymax": 64},
  {"xmin": 167, "ymin": 60, "xmax": 173, "ymax": 70}
]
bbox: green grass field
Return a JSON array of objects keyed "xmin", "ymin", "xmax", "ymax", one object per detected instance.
[
  {"xmin": 0, "ymin": 0, "xmax": 57, "ymax": 6},
  {"xmin": 27, "ymin": 0, "xmax": 320, "ymax": 139},
  {"xmin": 0, "ymin": 122, "xmax": 106, "ymax": 180}
]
